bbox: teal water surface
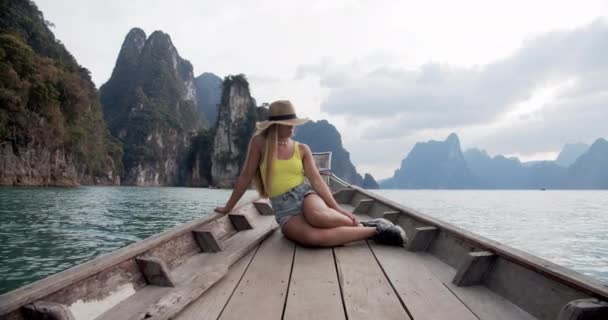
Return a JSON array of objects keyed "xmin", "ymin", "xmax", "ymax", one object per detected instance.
[{"xmin": 0, "ymin": 186, "xmax": 250, "ymax": 294}]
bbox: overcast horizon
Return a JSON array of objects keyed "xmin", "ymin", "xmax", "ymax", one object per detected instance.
[{"xmin": 35, "ymin": 0, "xmax": 608, "ymax": 180}]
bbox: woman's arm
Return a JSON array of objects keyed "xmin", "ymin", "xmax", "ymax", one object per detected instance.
[
  {"xmin": 300, "ymin": 144, "xmax": 358, "ymax": 225},
  {"xmin": 215, "ymin": 136, "xmax": 264, "ymax": 214}
]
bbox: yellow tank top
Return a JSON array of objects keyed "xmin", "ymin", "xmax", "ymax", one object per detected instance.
[{"xmin": 260, "ymin": 141, "xmax": 305, "ymax": 197}]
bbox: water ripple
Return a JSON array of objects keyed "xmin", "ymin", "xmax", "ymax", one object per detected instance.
[{"xmin": 0, "ymin": 186, "xmax": 249, "ymax": 294}]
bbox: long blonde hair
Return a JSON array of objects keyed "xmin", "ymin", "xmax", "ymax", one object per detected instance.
[{"xmin": 252, "ymin": 124, "xmax": 278, "ymax": 197}]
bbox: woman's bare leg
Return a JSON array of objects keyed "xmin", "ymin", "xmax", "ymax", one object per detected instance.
[
  {"xmin": 281, "ymin": 215, "xmax": 376, "ymax": 247},
  {"xmin": 302, "ymin": 194, "xmax": 353, "ymax": 228}
]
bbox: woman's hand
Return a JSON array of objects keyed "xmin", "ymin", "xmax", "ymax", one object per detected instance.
[{"xmin": 214, "ymin": 206, "xmax": 231, "ymax": 214}]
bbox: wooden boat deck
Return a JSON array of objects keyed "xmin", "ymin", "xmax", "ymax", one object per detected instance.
[
  {"xmin": 176, "ymin": 206, "xmax": 535, "ymax": 320},
  {"xmin": 2, "ymin": 172, "xmax": 607, "ymax": 320}
]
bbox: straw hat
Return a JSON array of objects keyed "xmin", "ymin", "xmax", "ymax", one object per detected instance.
[{"xmin": 256, "ymin": 100, "xmax": 310, "ymax": 131}]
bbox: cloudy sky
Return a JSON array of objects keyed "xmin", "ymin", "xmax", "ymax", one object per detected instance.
[{"xmin": 36, "ymin": 0, "xmax": 608, "ymax": 179}]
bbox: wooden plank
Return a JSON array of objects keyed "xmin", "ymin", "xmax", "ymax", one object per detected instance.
[
  {"xmin": 332, "ymin": 188, "xmax": 355, "ymax": 204},
  {"xmin": 340, "ymin": 183, "xmax": 608, "ymax": 301},
  {"xmin": 192, "ymin": 229, "xmax": 222, "ymax": 252},
  {"xmin": 96, "ymin": 215, "xmax": 277, "ymax": 320},
  {"xmin": 283, "ymin": 246, "xmax": 345, "ymax": 320},
  {"xmin": 0, "ymin": 198, "xmax": 260, "ymax": 316},
  {"xmin": 129, "ymin": 265, "xmax": 228, "ymax": 320},
  {"xmin": 382, "ymin": 211, "xmax": 400, "ymax": 223},
  {"xmin": 453, "ymin": 251, "xmax": 496, "ymax": 287},
  {"xmin": 419, "ymin": 253, "xmax": 536, "ymax": 320},
  {"xmin": 485, "ymin": 257, "xmax": 593, "ymax": 320},
  {"xmin": 353, "ymin": 199, "xmax": 375, "ymax": 215},
  {"xmin": 91, "ymin": 286, "xmax": 171, "ymax": 320},
  {"xmin": 0, "ymin": 213, "xmax": 223, "ymax": 315},
  {"xmin": 350, "ymin": 192, "xmax": 371, "ymax": 208},
  {"xmin": 253, "ymin": 200, "xmax": 273, "ymax": 215},
  {"xmin": 219, "ymin": 231, "xmax": 295, "ymax": 320},
  {"xmin": 407, "ymin": 226, "xmax": 438, "ymax": 252},
  {"xmin": 369, "ymin": 243, "xmax": 477, "ymax": 320},
  {"xmin": 334, "ymin": 241, "xmax": 410, "ymax": 320},
  {"xmin": 229, "ymin": 214, "xmax": 253, "ymax": 231},
  {"xmin": 175, "ymin": 249, "xmax": 259, "ymax": 320},
  {"xmin": 171, "ymin": 216, "xmax": 276, "ymax": 287},
  {"xmin": 556, "ymin": 298, "xmax": 608, "ymax": 320},
  {"xmin": 135, "ymin": 257, "xmax": 176, "ymax": 287},
  {"xmin": 22, "ymin": 301, "xmax": 75, "ymax": 320}
]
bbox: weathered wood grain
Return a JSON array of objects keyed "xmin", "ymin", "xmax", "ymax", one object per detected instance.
[
  {"xmin": 419, "ymin": 253, "xmax": 536, "ymax": 320},
  {"xmin": 369, "ymin": 243, "xmax": 477, "ymax": 320},
  {"xmin": 334, "ymin": 241, "xmax": 410, "ymax": 320},
  {"xmin": 175, "ymin": 249, "xmax": 259, "ymax": 320},
  {"xmin": 453, "ymin": 251, "xmax": 496, "ymax": 287},
  {"xmin": 283, "ymin": 246, "xmax": 345, "ymax": 320},
  {"xmin": 218, "ymin": 231, "xmax": 295, "ymax": 320},
  {"xmin": 406, "ymin": 226, "xmax": 438, "ymax": 252}
]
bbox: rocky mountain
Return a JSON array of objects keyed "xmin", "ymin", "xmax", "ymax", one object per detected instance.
[
  {"xmin": 362, "ymin": 173, "xmax": 379, "ymax": 189},
  {"xmin": 0, "ymin": 0, "xmax": 121, "ymax": 186},
  {"xmin": 210, "ymin": 75, "xmax": 257, "ymax": 188},
  {"xmin": 100, "ymin": 28, "xmax": 201, "ymax": 186},
  {"xmin": 195, "ymin": 72, "xmax": 222, "ymax": 126},
  {"xmin": 464, "ymin": 149, "xmax": 527, "ymax": 188},
  {"xmin": 184, "ymin": 129, "xmax": 213, "ymax": 187},
  {"xmin": 294, "ymin": 120, "xmax": 366, "ymax": 186},
  {"xmin": 383, "ymin": 133, "xmax": 477, "ymax": 189},
  {"xmin": 382, "ymin": 133, "xmax": 606, "ymax": 189},
  {"xmin": 555, "ymin": 143, "xmax": 589, "ymax": 167},
  {"xmin": 567, "ymin": 138, "xmax": 608, "ymax": 189}
]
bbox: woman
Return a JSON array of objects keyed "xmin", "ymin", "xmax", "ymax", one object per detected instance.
[{"xmin": 215, "ymin": 100, "xmax": 406, "ymax": 247}]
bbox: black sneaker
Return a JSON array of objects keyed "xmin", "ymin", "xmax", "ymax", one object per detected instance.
[
  {"xmin": 361, "ymin": 218, "xmax": 394, "ymax": 230},
  {"xmin": 361, "ymin": 218, "xmax": 407, "ymax": 246},
  {"xmin": 374, "ymin": 225, "xmax": 407, "ymax": 247}
]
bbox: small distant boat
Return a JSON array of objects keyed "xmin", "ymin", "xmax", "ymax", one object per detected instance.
[
  {"xmin": 0, "ymin": 153, "xmax": 607, "ymax": 320},
  {"xmin": 540, "ymin": 188, "xmax": 547, "ymax": 191}
]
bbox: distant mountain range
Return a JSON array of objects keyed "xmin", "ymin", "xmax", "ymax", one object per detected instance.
[
  {"xmin": 1, "ymin": 3, "xmax": 603, "ymax": 190},
  {"xmin": 294, "ymin": 120, "xmax": 378, "ymax": 188},
  {"xmin": 555, "ymin": 143, "xmax": 589, "ymax": 167},
  {"xmin": 381, "ymin": 133, "xmax": 607, "ymax": 189}
]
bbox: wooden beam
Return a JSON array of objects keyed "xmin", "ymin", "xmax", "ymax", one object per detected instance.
[
  {"xmin": 253, "ymin": 200, "xmax": 273, "ymax": 215},
  {"xmin": 229, "ymin": 214, "xmax": 253, "ymax": 231},
  {"xmin": 382, "ymin": 210, "xmax": 400, "ymax": 223},
  {"xmin": 0, "ymin": 213, "xmax": 226, "ymax": 316},
  {"xmin": 353, "ymin": 199, "xmax": 374, "ymax": 215},
  {"xmin": 453, "ymin": 251, "xmax": 496, "ymax": 287},
  {"xmin": 556, "ymin": 298, "xmax": 608, "ymax": 320},
  {"xmin": 192, "ymin": 229, "xmax": 222, "ymax": 252},
  {"xmin": 135, "ymin": 257, "xmax": 176, "ymax": 287},
  {"xmin": 22, "ymin": 301, "xmax": 75, "ymax": 320},
  {"xmin": 96, "ymin": 215, "xmax": 277, "ymax": 320},
  {"xmin": 332, "ymin": 188, "xmax": 355, "ymax": 204},
  {"xmin": 406, "ymin": 226, "xmax": 438, "ymax": 252}
]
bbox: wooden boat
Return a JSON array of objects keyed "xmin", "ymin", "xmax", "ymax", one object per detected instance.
[{"xmin": 0, "ymin": 154, "xmax": 607, "ymax": 320}]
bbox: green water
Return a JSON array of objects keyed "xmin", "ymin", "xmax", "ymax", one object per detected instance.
[{"xmin": 0, "ymin": 186, "xmax": 250, "ymax": 294}]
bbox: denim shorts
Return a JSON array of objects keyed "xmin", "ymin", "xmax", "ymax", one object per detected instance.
[{"xmin": 270, "ymin": 183, "xmax": 316, "ymax": 229}]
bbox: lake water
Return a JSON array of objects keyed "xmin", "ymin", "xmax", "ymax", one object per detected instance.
[{"xmin": 0, "ymin": 187, "xmax": 606, "ymax": 294}]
